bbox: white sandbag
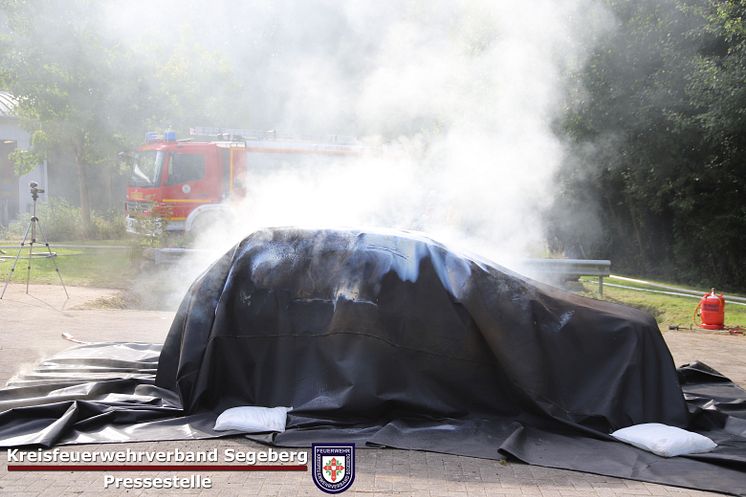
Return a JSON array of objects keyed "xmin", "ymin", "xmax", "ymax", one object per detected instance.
[
  {"xmin": 213, "ymin": 405, "xmax": 292, "ymax": 433},
  {"xmin": 611, "ymin": 423, "xmax": 716, "ymax": 457}
]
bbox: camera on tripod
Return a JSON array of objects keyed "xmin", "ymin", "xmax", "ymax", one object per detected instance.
[
  {"xmin": 0, "ymin": 180, "xmax": 68, "ymax": 300},
  {"xmin": 29, "ymin": 181, "xmax": 45, "ymax": 201}
]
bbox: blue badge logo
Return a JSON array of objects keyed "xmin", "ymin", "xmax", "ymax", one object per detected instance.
[{"xmin": 311, "ymin": 443, "xmax": 355, "ymax": 493}]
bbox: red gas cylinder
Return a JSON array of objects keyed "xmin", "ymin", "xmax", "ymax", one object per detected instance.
[{"xmin": 699, "ymin": 289, "xmax": 725, "ymax": 330}]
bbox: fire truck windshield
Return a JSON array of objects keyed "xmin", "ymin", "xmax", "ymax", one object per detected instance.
[{"xmin": 129, "ymin": 150, "xmax": 165, "ymax": 187}]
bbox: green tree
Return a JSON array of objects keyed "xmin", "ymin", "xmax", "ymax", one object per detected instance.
[
  {"xmin": 0, "ymin": 0, "xmax": 159, "ymax": 234},
  {"xmin": 0, "ymin": 1, "xmax": 252, "ymax": 235},
  {"xmin": 553, "ymin": 0, "xmax": 746, "ymax": 289},
  {"xmin": 148, "ymin": 28, "xmax": 250, "ymax": 134}
]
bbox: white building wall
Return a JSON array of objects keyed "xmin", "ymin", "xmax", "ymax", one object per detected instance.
[
  {"xmin": 0, "ymin": 121, "xmax": 30, "ymax": 148},
  {"xmin": 0, "ymin": 119, "xmax": 48, "ymax": 216}
]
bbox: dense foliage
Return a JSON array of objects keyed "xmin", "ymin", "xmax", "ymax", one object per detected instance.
[
  {"xmin": 0, "ymin": 0, "xmax": 245, "ymax": 233},
  {"xmin": 552, "ymin": 0, "xmax": 746, "ymax": 290}
]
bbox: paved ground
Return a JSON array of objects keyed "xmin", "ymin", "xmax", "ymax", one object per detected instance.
[{"xmin": 1, "ymin": 283, "xmax": 744, "ymax": 497}]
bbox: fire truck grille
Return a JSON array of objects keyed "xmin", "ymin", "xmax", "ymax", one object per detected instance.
[{"xmin": 126, "ymin": 201, "xmax": 152, "ymax": 213}]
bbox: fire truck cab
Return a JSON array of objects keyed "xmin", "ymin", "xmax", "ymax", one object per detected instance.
[{"xmin": 125, "ymin": 128, "xmax": 362, "ymax": 234}]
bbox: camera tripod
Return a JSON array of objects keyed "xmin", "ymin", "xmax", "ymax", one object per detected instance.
[{"xmin": 0, "ymin": 182, "xmax": 69, "ymax": 299}]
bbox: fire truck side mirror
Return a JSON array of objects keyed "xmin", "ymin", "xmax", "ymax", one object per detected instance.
[{"xmin": 118, "ymin": 151, "xmax": 134, "ymax": 165}]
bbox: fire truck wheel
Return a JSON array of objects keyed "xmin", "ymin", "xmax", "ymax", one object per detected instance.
[
  {"xmin": 188, "ymin": 211, "xmax": 233, "ymax": 246},
  {"xmin": 189, "ymin": 212, "xmax": 220, "ymax": 235}
]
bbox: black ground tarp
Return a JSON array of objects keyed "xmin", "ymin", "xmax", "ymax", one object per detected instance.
[{"xmin": 0, "ymin": 228, "xmax": 745, "ymax": 495}]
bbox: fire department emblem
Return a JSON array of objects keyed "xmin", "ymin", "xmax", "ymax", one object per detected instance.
[{"xmin": 311, "ymin": 443, "xmax": 355, "ymax": 493}]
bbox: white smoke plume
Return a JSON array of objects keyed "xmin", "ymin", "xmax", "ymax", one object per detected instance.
[{"xmin": 103, "ymin": 0, "xmax": 613, "ymax": 303}]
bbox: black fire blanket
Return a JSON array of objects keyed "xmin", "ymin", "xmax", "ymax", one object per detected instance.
[{"xmin": 0, "ymin": 228, "xmax": 745, "ymax": 495}]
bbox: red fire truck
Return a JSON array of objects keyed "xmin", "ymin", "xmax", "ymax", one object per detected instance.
[{"xmin": 125, "ymin": 128, "xmax": 362, "ymax": 234}]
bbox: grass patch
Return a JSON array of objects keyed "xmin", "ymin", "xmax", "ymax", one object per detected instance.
[
  {"xmin": 580, "ymin": 276, "xmax": 746, "ymax": 328},
  {"xmin": 0, "ymin": 245, "xmax": 138, "ymax": 288}
]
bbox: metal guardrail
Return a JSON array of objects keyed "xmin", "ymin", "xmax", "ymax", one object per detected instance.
[
  {"xmin": 521, "ymin": 258, "xmax": 611, "ymax": 276},
  {"xmin": 521, "ymin": 259, "xmax": 611, "ymax": 295}
]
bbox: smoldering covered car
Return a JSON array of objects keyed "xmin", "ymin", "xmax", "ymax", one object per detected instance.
[
  {"xmin": 160, "ymin": 228, "xmax": 687, "ymax": 430},
  {"xmin": 1, "ymin": 228, "xmax": 745, "ymax": 495}
]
